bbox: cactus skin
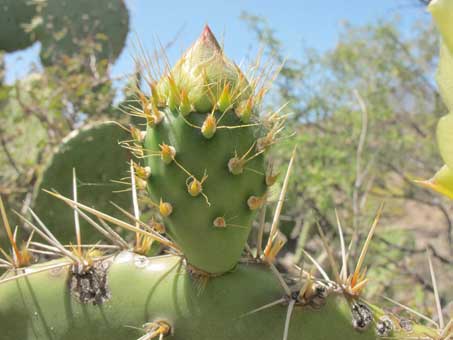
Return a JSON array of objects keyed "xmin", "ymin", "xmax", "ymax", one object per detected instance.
[
  {"xmin": 0, "ymin": 253, "xmax": 436, "ymax": 340},
  {"xmin": 33, "ymin": 122, "xmax": 132, "ymax": 245},
  {"xmin": 0, "ymin": 0, "xmax": 36, "ymax": 52},
  {"xmin": 32, "ymin": 0, "xmax": 129, "ymax": 65},
  {"xmin": 143, "ymin": 27, "xmax": 267, "ymax": 274}
]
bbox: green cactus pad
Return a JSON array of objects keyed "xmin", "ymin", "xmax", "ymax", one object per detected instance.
[
  {"xmin": 33, "ymin": 122, "xmax": 132, "ymax": 245},
  {"xmin": 0, "ymin": 0, "xmax": 36, "ymax": 52},
  {"xmin": 0, "ymin": 253, "xmax": 436, "ymax": 340},
  {"xmin": 32, "ymin": 0, "xmax": 129, "ymax": 65},
  {"xmin": 144, "ymin": 111, "xmax": 266, "ymax": 274},
  {"xmin": 142, "ymin": 27, "xmax": 267, "ymax": 274}
]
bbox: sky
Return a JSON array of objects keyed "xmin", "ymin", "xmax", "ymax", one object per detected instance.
[{"xmin": 4, "ymin": 0, "xmax": 430, "ymax": 84}]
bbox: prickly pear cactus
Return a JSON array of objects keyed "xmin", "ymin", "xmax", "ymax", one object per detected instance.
[
  {"xmin": 33, "ymin": 122, "xmax": 132, "ymax": 245},
  {"xmin": 0, "ymin": 0, "xmax": 36, "ymax": 52},
  {"xmin": 31, "ymin": 0, "xmax": 129, "ymax": 65},
  {"xmin": 0, "ymin": 24, "xmax": 449, "ymax": 340}
]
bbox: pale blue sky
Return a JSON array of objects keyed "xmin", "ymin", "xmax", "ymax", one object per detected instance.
[{"xmin": 4, "ymin": 0, "xmax": 429, "ymax": 84}]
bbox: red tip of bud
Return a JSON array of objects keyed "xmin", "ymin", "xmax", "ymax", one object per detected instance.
[
  {"xmin": 202, "ymin": 24, "xmax": 214, "ymax": 38},
  {"xmin": 199, "ymin": 24, "xmax": 221, "ymax": 50}
]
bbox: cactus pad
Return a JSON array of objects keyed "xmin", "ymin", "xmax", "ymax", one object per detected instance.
[
  {"xmin": 33, "ymin": 122, "xmax": 132, "ymax": 245},
  {"xmin": 0, "ymin": 253, "xmax": 437, "ymax": 340},
  {"xmin": 32, "ymin": 0, "xmax": 129, "ymax": 64},
  {"xmin": 0, "ymin": 0, "xmax": 36, "ymax": 52},
  {"xmin": 142, "ymin": 27, "xmax": 268, "ymax": 274}
]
